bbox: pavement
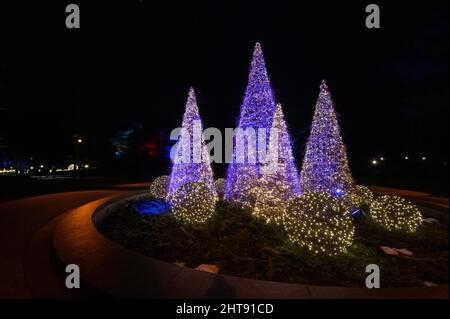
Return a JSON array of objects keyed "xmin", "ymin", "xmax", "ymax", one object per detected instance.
[
  {"xmin": 369, "ymin": 186, "xmax": 449, "ymax": 209},
  {"xmin": 0, "ymin": 184, "xmax": 149, "ymax": 298},
  {"xmin": 0, "ymin": 183, "xmax": 447, "ymax": 299}
]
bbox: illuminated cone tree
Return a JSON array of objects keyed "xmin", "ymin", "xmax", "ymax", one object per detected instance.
[
  {"xmin": 251, "ymin": 103, "xmax": 301, "ymax": 222},
  {"xmin": 224, "ymin": 42, "xmax": 278, "ymax": 203},
  {"xmin": 167, "ymin": 87, "xmax": 216, "ymax": 201},
  {"xmin": 269, "ymin": 103, "xmax": 301, "ymax": 197},
  {"xmin": 300, "ymin": 80, "xmax": 354, "ymax": 195}
]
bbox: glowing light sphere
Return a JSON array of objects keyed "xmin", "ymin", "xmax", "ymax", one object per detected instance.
[
  {"xmin": 149, "ymin": 175, "xmax": 169, "ymax": 199},
  {"xmin": 171, "ymin": 182, "xmax": 217, "ymax": 224},
  {"xmin": 300, "ymin": 80, "xmax": 354, "ymax": 195},
  {"xmin": 214, "ymin": 178, "xmax": 225, "ymax": 200},
  {"xmin": 343, "ymin": 185, "xmax": 374, "ymax": 209},
  {"xmin": 370, "ymin": 195, "xmax": 422, "ymax": 233},
  {"xmin": 283, "ymin": 192, "xmax": 355, "ymax": 255}
]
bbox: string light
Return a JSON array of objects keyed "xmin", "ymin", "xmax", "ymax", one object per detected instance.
[
  {"xmin": 0, "ymin": 168, "xmax": 16, "ymax": 174},
  {"xmin": 166, "ymin": 87, "xmax": 216, "ymax": 201},
  {"xmin": 283, "ymin": 192, "xmax": 355, "ymax": 255},
  {"xmin": 343, "ymin": 185, "xmax": 374, "ymax": 209},
  {"xmin": 171, "ymin": 182, "xmax": 217, "ymax": 224},
  {"xmin": 248, "ymin": 103, "xmax": 301, "ymax": 223},
  {"xmin": 214, "ymin": 178, "xmax": 225, "ymax": 200},
  {"xmin": 370, "ymin": 195, "xmax": 423, "ymax": 233},
  {"xmin": 250, "ymin": 176, "xmax": 290, "ymax": 224},
  {"xmin": 267, "ymin": 103, "xmax": 301, "ymax": 198},
  {"xmin": 149, "ymin": 175, "xmax": 169, "ymax": 199},
  {"xmin": 300, "ymin": 80, "xmax": 354, "ymax": 196},
  {"xmin": 225, "ymin": 42, "xmax": 280, "ymax": 203}
]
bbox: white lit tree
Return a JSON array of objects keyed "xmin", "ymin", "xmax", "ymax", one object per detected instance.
[
  {"xmin": 300, "ymin": 80, "xmax": 354, "ymax": 196},
  {"xmin": 251, "ymin": 103, "xmax": 301, "ymax": 223}
]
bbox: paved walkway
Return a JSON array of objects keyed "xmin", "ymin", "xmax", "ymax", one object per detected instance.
[
  {"xmin": 0, "ymin": 185, "xmax": 147, "ymax": 298},
  {"xmin": 369, "ymin": 186, "xmax": 449, "ymax": 209}
]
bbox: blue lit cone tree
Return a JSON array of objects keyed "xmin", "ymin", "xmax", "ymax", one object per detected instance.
[
  {"xmin": 224, "ymin": 42, "xmax": 278, "ymax": 204},
  {"xmin": 300, "ymin": 80, "xmax": 354, "ymax": 196},
  {"xmin": 166, "ymin": 87, "xmax": 216, "ymax": 201}
]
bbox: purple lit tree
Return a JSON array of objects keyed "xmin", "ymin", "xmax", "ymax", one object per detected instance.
[
  {"xmin": 166, "ymin": 87, "xmax": 216, "ymax": 201},
  {"xmin": 300, "ymin": 80, "xmax": 354, "ymax": 196},
  {"xmin": 224, "ymin": 42, "xmax": 278, "ymax": 203}
]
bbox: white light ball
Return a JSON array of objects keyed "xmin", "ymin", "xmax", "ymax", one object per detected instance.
[
  {"xmin": 370, "ymin": 195, "xmax": 422, "ymax": 233},
  {"xmin": 171, "ymin": 182, "xmax": 216, "ymax": 224},
  {"xmin": 343, "ymin": 185, "xmax": 374, "ymax": 209},
  {"xmin": 283, "ymin": 192, "xmax": 355, "ymax": 255},
  {"xmin": 149, "ymin": 175, "xmax": 169, "ymax": 199}
]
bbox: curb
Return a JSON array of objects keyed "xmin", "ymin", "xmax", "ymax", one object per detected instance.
[{"xmin": 52, "ymin": 192, "xmax": 449, "ymax": 299}]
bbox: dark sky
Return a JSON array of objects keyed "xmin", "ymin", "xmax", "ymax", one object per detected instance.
[{"xmin": 0, "ymin": 1, "xmax": 448, "ymax": 166}]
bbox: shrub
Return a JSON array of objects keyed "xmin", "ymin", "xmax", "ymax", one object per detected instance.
[
  {"xmin": 283, "ymin": 192, "xmax": 355, "ymax": 255},
  {"xmin": 369, "ymin": 195, "xmax": 422, "ymax": 233}
]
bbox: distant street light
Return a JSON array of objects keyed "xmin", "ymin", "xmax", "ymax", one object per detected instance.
[
  {"xmin": 74, "ymin": 136, "xmax": 84, "ymax": 179},
  {"xmin": 422, "ymin": 156, "xmax": 427, "ymax": 161},
  {"xmin": 371, "ymin": 159, "xmax": 378, "ymax": 165},
  {"xmin": 404, "ymin": 156, "xmax": 409, "ymax": 160}
]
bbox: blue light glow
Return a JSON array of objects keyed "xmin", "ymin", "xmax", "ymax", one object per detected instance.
[
  {"xmin": 351, "ymin": 209, "xmax": 362, "ymax": 218},
  {"xmin": 334, "ymin": 188, "xmax": 344, "ymax": 197},
  {"xmin": 132, "ymin": 199, "xmax": 171, "ymax": 216}
]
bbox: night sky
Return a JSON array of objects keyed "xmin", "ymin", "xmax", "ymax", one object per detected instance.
[{"xmin": 0, "ymin": 1, "xmax": 448, "ymax": 180}]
